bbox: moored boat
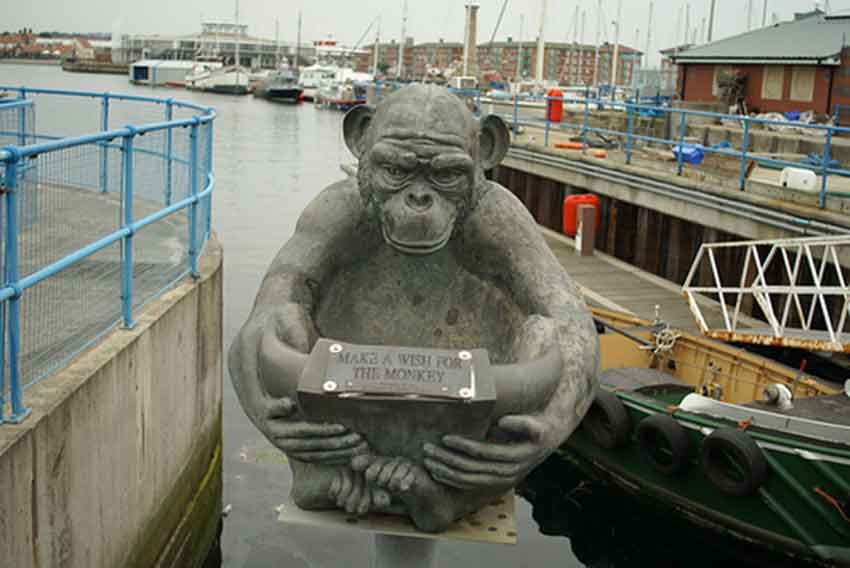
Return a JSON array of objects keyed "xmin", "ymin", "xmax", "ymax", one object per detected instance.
[
  {"xmin": 191, "ymin": 65, "xmax": 251, "ymax": 95},
  {"xmin": 565, "ymin": 308, "xmax": 850, "ymax": 567},
  {"xmin": 256, "ymin": 61, "xmax": 303, "ymax": 104}
]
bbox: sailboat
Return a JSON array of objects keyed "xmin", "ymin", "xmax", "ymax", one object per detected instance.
[{"xmin": 193, "ymin": 1, "xmax": 251, "ymax": 95}]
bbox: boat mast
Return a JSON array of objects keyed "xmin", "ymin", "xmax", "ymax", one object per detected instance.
[
  {"xmin": 571, "ymin": 4, "xmax": 579, "ymax": 85},
  {"xmin": 578, "ymin": 9, "xmax": 586, "ymax": 85},
  {"xmin": 398, "ymin": 0, "xmax": 408, "ymax": 79},
  {"xmin": 373, "ymin": 17, "xmax": 381, "ymax": 76},
  {"xmin": 295, "ymin": 11, "xmax": 302, "ymax": 73},
  {"xmin": 707, "ymin": 0, "xmax": 717, "ymax": 42},
  {"xmin": 516, "ymin": 13, "xmax": 524, "ymax": 83},
  {"xmin": 645, "ymin": 2, "xmax": 653, "ymax": 70},
  {"xmin": 592, "ymin": 0, "xmax": 601, "ymax": 88},
  {"xmin": 275, "ymin": 18, "xmax": 280, "ymax": 67},
  {"xmin": 535, "ymin": 0, "xmax": 546, "ymax": 84},
  {"xmin": 234, "ymin": 0, "xmax": 241, "ymax": 77},
  {"xmin": 610, "ymin": 0, "xmax": 622, "ymax": 87}
]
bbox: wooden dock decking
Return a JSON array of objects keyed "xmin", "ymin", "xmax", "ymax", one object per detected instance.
[{"xmin": 541, "ymin": 227, "xmax": 748, "ymax": 334}]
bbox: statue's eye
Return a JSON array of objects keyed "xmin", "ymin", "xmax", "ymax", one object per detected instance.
[
  {"xmin": 383, "ymin": 165, "xmax": 406, "ymax": 179},
  {"xmin": 431, "ymin": 169, "xmax": 465, "ymax": 186}
]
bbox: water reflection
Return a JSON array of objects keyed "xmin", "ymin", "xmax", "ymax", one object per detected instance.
[{"xmin": 519, "ymin": 455, "xmax": 813, "ymax": 568}]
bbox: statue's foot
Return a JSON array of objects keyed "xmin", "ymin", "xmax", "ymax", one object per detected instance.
[
  {"xmin": 328, "ymin": 467, "xmax": 391, "ymax": 515},
  {"xmin": 352, "ymin": 456, "xmax": 455, "ymax": 533}
]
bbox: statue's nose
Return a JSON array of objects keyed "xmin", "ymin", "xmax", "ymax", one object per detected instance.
[{"xmin": 405, "ymin": 189, "xmax": 434, "ymax": 212}]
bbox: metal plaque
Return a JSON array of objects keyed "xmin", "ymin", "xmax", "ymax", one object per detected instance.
[{"xmin": 323, "ymin": 343, "xmax": 476, "ymax": 400}]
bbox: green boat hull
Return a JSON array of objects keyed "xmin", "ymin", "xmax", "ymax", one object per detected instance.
[{"xmin": 562, "ymin": 390, "xmax": 850, "ymax": 567}]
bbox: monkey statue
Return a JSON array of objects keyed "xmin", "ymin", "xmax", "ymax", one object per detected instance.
[{"xmin": 229, "ymin": 84, "xmax": 599, "ymax": 533}]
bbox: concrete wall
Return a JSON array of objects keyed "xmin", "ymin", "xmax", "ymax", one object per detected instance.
[{"xmin": 0, "ymin": 238, "xmax": 223, "ymax": 568}]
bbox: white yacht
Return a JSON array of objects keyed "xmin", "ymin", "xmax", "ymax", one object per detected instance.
[{"xmin": 298, "ymin": 64, "xmax": 339, "ymax": 102}]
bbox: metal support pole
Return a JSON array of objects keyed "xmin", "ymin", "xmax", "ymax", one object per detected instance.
[
  {"xmin": 820, "ymin": 126, "xmax": 832, "ymax": 209},
  {"xmin": 164, "ymin": 99, "xmax": 174, "ymax": 205},
  {"xmin": 582, "ymin": 88, "xmax": 590, "ymax": 154},
  {"xmin": 0, "ymin": 298, "xmax": 5, "ymax": 424},
  {"xmin": 626, "ymin": 103, "xmax": 634, "ymax": 164},
  {"xmin": 99, "ymin": 94, "xmax": 110, "ymax": 193},
  {"xmin": 205, "ymin": 121, "xmax": 214, "ymax": 240},
  {"xmin": 188, "ymin": 121, "xmax": 200, "ymax": 279},
  {"xmin": 512, "ymin": 94, "xmax": 519, "ymax": 138},
  {"xmin": 3, "ymin": 155, "xmax": 30, "ymax": 423},
  {"xmin": 544, "ymin": 96, "xmax": 551, "ymax": 147},
  {"xmin": 739, "ymin": 117, "xmax": 750, "ymax": 190},
  {"xmin": 676, "ymin": 111, "xmax": 687, "ymax": 176},
  {"xmin": 120, "ymin": 129, "xmax": 136, "ymax": 329},
  {"xmin": 372, "ymin": 535, "xmax": 437, "ymax": 568}
]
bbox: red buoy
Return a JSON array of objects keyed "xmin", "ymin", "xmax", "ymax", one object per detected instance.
[{"xmin": 563, "ymin": 194, "xmax": 600, "ymax": 237}]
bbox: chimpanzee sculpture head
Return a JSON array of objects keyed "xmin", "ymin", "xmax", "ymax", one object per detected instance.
[{"xmin": 344, "ymin": 84, "xmax": 510, "ymax": 255}]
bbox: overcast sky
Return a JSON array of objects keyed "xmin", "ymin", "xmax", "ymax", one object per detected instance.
[{"xmin": 6, "ymin": 0, "xmax": 850, "ymax": 64}]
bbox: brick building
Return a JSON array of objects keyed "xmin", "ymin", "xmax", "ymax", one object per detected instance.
[
  {"xmin": 357, "ymin": 38, "xmax": 641, "ymax": 84},
  {"xmin": 671, "ymin": 10, "xmax": 850, "ymax": 117}
]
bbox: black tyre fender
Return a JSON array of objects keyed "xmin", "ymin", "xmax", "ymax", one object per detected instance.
[
  {"xmin": 636, "ymin": 414, "xmax": 693, "ymax": 475},
  {"xmin": 701, "ymin": 427, "xmax": 768, "ymax": 497},
  {"xmin": 581, "ymin": 390, "xmax": 631, "ymax": 449}
]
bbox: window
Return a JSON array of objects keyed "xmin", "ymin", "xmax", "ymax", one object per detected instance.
[
  {"xmin": 761, "ymin": 65, "xmax": 785, "ymax": 100},
  {"xmin": 790, "ymin": 66, "xmax": 815, "ymax": 102}
]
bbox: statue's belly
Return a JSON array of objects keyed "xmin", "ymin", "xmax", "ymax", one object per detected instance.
[{"xmin": 315, "ymin": 250, "xmax": 526, "ymax": 364}]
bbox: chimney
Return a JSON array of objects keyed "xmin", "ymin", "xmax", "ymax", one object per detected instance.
[{"xmin": 463, "ymin": 2, "xmax": 479, "ymax": 77}]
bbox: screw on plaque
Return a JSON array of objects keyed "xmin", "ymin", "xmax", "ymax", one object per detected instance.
[
  {"xmin": 458, "ymin": 387, "xmax": 473, "ymax": 399},
  {"xmin": 329, "ymin": 344, "xmax": 343, "ymax": 354},
  {"xmin": 459, "ymin": 350, "xmax": 472, "ymax": 361},
  {"xmin": 323, "ymin": 381, "xmax": 338, "ymax": 392}
]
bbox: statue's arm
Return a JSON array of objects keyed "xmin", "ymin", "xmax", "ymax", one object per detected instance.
[
  {"xmin": 229, "ymin": 179, "xmax": 377, "ymax": 463},
  {"xmin": 425, "ymin": 184, "xmax": 599, "ymax": 491}
]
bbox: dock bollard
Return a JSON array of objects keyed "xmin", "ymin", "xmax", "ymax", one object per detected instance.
[{"xmin": 575, "ymin": 204, "xmax": 596, "ymax": 257}]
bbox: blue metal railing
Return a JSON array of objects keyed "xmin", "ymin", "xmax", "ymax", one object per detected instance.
[
  {"xmin": 0, "ymin": 86, "xmax": 215, "ymax": 424},
  {"xmin": 486, "ymin": 92, "xmax": 850, "ymax": 209}
]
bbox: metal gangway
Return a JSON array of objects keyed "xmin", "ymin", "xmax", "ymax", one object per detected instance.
[{"xmin": 682, "ymin": 235, "xmax": 850, "ymax": 352}]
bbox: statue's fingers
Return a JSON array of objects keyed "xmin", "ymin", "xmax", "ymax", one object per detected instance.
[
  {"xmin": 425, "ymin": 459, "xmax": 484, "ymax": 490},
  {"xmin": 388, "ymin": 462, "xmax": 412, "ymax": 492},
  {"xmin": 264, "ymin": 397, "xmax": 296, "ymax": 420},
  {"xmin": 377, "ymin": 458, "xmax": 402, "ymax": 487},
  {"xmin": 291, "ymin": 443, "xmax": 370, "ymax": 465},
  {"xmin": 365, "ymin": 458, "xmax": 389, "ymax": 484},
  {"xmin": 497, "ymin": 415, "xmax": 546, "ymax": 442},
  {"xmin": 273, "ymin": 432, "xmax": 362, "ymax": 452},
  {"xmin": 423, "ymin": 443, "xmax": 523, "ymax": 478},
  {"xmin": 329, "ymin": 472, "xmax": 342, "ymax": 500},
  {"xmin": 351, "ymin": 453, "xmax": 376, "ymax": 472},
  {"xmin": 372, "ymin": 488, "xmax": 391, "ymax": 508},
  {"xmin": 266, "ymin": 421, "xmax": 347, "ymax": 439},
  {"xmin": 336, "ymin": 470, "xmax": 353, "ymax": 507},
  {"xmin": 399, "ymin": 471, "xmax": 416, "ymax": 492},
  {"xmin": 357, "ymin": 485, "xmax": 372, "ymax": 515},
  {"xmin": 345, "ymin": 474, "xmax": 365, "ymax": 514},
  {"xmin": 441, "ymin": 435, "xmax": 538, "ymax": 463}
]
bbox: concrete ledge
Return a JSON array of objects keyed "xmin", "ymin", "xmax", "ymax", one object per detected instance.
[{"xmin": 0, "ymin": 237, "xmax": 223, "ymax": 568}]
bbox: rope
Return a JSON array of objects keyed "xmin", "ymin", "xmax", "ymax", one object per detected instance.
[{"xmin": 814, "ymin": 487, "xmax": 850, "ymax": 524}]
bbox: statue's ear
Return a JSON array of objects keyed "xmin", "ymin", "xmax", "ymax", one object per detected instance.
[
  {"xmin": 343, "ymin": 105, "xmax": 375, "ymax": 158},
  {"xmin": 479, "ymin": 114, "xmax": 510, "ymax": 170}
]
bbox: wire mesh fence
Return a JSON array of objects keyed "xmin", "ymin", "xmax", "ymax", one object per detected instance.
[{"xmin": 0, "ymin": 87, "xmax": 215, "ymax": 423}]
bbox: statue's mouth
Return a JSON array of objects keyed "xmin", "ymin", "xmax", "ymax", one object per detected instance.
[{"xmin": 382, "ymin": 224, "xmax": 453, "ymax": 255}]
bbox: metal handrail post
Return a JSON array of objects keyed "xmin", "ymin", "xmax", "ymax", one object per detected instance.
[
  {"xmin": 512, "ymin": 94, "xmax": 519, "ymax": 138},
  {"xmin": 544, "ymin": 96, "xmax": 551, "ymax": 147},
  {"xmin": 205, "ymin": 121, "xmax": 214, "ymax": 239},
  {"xmin": 164, "ymin": 98, "xmax": 174, "ymax": 205},
  {"xmin": 120, "ymin": 128, "xmax": 136, "ymax": 328},
  {"xmin": 739, "ymin": 116, "xmax": 751, "ymax": 191},
  {"xmin": 3, "ymin": 153, "xmax": 30, "ymax": 423},
  {"xmin": 582, "ymin": 88, "xmax": 590, "ymax": 154},
  {"xmin": 676, "ymin": 111, "xmax": 686, "ymax": 176},
  {"xmin": 99, "ymin": 94, "xmax": 109, "ymax": 193},
  {"xmin": 626, "ymin": 103, "xmax": 635, "ymax": 165},
  {"xmin": 188, "ymin": 121, "xmax": 200, "ymax": 278},
  {"xmin": 820, "ymin": 126, "xmax": 833, "ymax": 209}
]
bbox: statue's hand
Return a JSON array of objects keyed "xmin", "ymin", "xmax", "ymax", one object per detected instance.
[
  {"xmin": 328, "ymin": 467, "xmax": 391, "ymax": 515},
  {"xmin": 263, "ymin": 397, "xmax": 370, "ymax": 465},
  {"xmin": 352, "ymin": 455, "xmax": 418, "ymax": 494},
  {"xmin": 423, "ymin": 415, "xmax": 551, "ymax": 491}
]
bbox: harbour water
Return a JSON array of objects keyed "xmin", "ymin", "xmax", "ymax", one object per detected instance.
[{"xmin": 0, "ymin": 64, "xmax": 808, "ymax": 568}]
